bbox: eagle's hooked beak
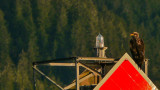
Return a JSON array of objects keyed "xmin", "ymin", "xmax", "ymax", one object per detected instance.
[{"xmin": 130, "ymin": 33, "xmax": 134, "ymax": 36}]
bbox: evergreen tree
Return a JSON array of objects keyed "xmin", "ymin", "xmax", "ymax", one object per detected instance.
[
  {"xmin": 17, "ymin": 50, "xmax": 33, "ymax": 90},
  {"xmin": 36, "ymin": 0, "xmax": 52, "ymax": 59},
  {"xmin": 0, "ymin": 10, "xmax": 10, "ymax": 65},
  {"xmin": 0, "ymin": 57, "xmax": 16, "ymax": 90},
  {"xmin": 0, "ymin": 9, "xmax": 16, "ymax": 90}
]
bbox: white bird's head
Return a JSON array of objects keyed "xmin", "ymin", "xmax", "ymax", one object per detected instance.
[{"xmin": 130, "ymin": 32, "xmax": 139, "ymax": 39}]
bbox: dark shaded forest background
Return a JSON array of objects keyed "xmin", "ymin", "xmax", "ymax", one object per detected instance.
[{"xmin": 0, "ymin": 0, "xmax": 160, "ymax": 89}]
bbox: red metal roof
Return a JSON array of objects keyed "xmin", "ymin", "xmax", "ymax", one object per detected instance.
[
  {"xmin": 100, "ymin": 60, "xmax": 151, "ymax": 90},
  {"xmin": 94, "ymin": 53, "xmax": 158, "ymax": 90}
]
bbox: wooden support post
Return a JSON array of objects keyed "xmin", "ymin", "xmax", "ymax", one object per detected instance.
[
  {"xmin": 101, "ymin": 64, "xmax": 105, "ymax": 77},
  {"xmin": 33, "ymin": 66, "xmax": 36, "ymax": 90},
  {"xmin": 76, "ymin": 61, "xmax": 80, "ymax": 90},
  {"xmin": 145, "ymin": 59, "xmax": 148, "ymax": 76},
  {"xmin": 43, "ymin": 63, "xmax": 76, "ymax": 66},
  {"xmin": 95, "ymin": 47, "xmax": 107, "ymax": 58}
]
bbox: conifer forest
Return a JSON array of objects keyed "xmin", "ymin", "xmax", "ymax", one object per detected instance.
[{"xmin": 0, "ymin": 0, "xmax": 160, "ymax": 89}]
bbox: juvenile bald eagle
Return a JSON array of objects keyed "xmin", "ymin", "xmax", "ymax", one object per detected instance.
[{"xmin": 130, "ymin": 32, "xmax": 145, "ymax": 68}]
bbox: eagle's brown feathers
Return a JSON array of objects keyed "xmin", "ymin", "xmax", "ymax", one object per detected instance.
[{"xmin": 130, "ymin": 32, "xmax": 145, "ymax": 68}]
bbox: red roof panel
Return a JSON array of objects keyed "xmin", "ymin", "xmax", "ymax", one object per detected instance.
[{"xmin": 100, "ymin": 60, "xmax": 152, "ymax": 90}]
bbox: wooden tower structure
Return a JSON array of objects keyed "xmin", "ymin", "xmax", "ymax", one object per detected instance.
[{"xmin": 32, "ymin": 34, "xmax": 157, "ymax": 90}]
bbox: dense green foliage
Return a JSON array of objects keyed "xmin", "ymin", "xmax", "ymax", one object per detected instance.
[{"xmin": 0, "ymin": 0, "xmax": 160, "ymax": 89}]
